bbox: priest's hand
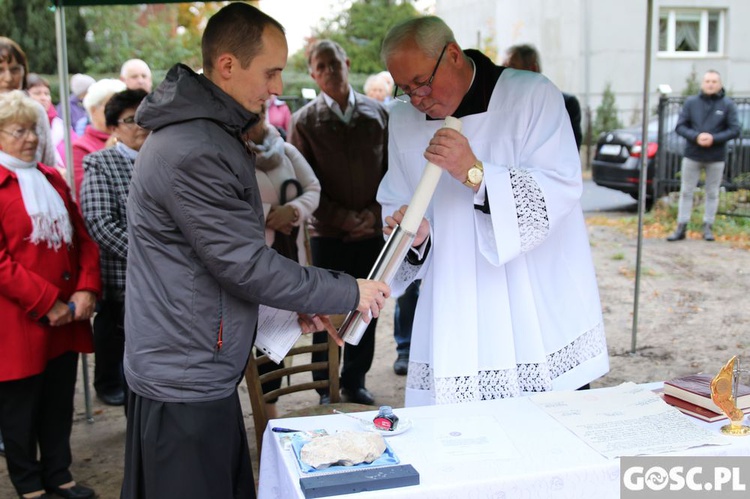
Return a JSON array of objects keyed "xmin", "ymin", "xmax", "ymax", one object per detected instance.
[
  {"xmin": 384, "ymin": 205, "xmax": 431, "ymax": 247},
  {"xmin": 356, "ymin": 279, "xmax": 390, "ymax": 323},
  {"xmin": 424, "ymin": 128, "xmax": 478, "ymax": 184}
]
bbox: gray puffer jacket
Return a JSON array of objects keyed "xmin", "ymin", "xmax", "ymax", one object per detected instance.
[{"xmin": 124, "ymin": 64, "xmax": 359, "ymax": 403}]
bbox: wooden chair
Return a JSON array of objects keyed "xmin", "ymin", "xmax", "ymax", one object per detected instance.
[{"xmin": 245, "ymin": 315, "xmax": 375, "ymax": 452}]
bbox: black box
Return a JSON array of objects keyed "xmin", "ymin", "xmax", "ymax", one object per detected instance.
[{"xmin": 299, "ymin": 464, "xmax": 420, "ymax": 498}]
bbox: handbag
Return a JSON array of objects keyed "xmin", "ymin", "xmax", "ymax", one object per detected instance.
[{"xmin": 270, "ymin": 178, "xmax": 303, "ymax": 262}]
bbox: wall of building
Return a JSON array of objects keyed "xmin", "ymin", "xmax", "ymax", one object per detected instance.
[{"xmin": 436, "ymin": 0, "xmax": 749, "ymax": 128}]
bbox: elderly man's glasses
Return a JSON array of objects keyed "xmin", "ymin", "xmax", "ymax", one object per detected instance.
[
  {"xmin": 1, "ymin": 127, "xmax": 38, "ymax": 140},
  {"xmin": 393, "ymin": 44, "xmax": 448, "ymax": 103}
]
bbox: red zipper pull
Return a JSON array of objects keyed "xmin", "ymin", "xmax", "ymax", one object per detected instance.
[{"xmin": 216, "ymin": 319, "xmax": 224, "ymax": 351}]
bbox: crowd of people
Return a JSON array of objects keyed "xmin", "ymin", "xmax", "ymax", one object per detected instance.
[
  {"xmin": 0, "ymin": 3, "xmax": 618, "ymax": 498},
  {"xmin": 0, "ymin": 34, "xmax": 175, "ymax": 499}
]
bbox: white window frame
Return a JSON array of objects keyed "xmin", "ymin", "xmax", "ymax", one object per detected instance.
[{"xmin": 658, "ymin": 8, "xmax": 725, "ymax": 58}]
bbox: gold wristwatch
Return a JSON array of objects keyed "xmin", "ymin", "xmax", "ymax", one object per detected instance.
[{"xmin": 463, "ymin": 161, "xmax": 484, "ymax": 188}]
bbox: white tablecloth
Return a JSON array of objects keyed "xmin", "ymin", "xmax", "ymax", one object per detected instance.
[{"xmin": 257, "ymin": 388, "xmax": 750, "ymax": 499}]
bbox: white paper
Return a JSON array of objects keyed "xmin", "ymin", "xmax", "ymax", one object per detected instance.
[
  {"xmin": 254, "ymin": 306, "xmax": 302, "ymax": 364},
  {"xmin": 531, "ymin": 383, "xmax": 729, "ymax": 459},
  {"xmin": 422, "ymin": 415, "xmax": 518, "ymax": 463}
]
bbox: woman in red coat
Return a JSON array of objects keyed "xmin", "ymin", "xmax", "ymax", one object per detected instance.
[{"xmin": 0, "ymin": 91, "xmax": 100, "ymax": 499}]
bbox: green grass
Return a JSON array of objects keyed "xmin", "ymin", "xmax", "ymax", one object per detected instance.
[{"xmin": 587, "ymin": 190, "xmax": 750, "ymax": 249}]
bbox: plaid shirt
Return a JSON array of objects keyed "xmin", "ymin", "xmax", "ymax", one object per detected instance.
[{"xmin": 80, "ymin": 146, "xmax": 134, "ymax": 295}]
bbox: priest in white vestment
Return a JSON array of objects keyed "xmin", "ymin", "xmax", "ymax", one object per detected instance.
[{"xmin": 378, "ymin": 16, "xmax": 609, "ymax": 407}]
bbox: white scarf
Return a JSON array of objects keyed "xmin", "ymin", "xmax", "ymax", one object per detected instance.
[
  {"xmin": 0, "ymin": 150, "xmax": 73, "ymax": 250},
  {"xmin": 249, "ymin": 125, "xmax": 285, "ymax": 173}
]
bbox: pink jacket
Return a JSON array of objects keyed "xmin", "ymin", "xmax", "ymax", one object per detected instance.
[
  {"xmin": 72, "ymin": 125, "xmax": 110, "ymax": 199},
  {"xmin": 267, "ymin": 99, "xmax": 292, "ymax": 135}
]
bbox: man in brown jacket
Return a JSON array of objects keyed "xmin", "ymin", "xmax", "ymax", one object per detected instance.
[{"xmin": 289, "ymin": 40, "xmax": 389, "ymax": 405}]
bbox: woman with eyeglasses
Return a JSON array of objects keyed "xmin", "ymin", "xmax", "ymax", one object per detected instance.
[
  {"xmin": 0, "ymin": 38, "xmax": 58, "ymax": 170},
  {"xmin": 0, "ymin": 90, "xmax": 100, "ymax": 499},
  {"xmin": 79, "ymin": 89, "xmax": 148, "ymax": 411}
]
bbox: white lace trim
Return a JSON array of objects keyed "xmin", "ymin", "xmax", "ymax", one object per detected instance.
[
  {"xmin": 509, "ymin": 168, "xmax": 549, "ymax": 252},
  {"xmin": 407, "ymin": 322, "xmax": 606, "ymax": 403}
]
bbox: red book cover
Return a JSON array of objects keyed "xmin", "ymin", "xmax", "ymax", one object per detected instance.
[
  {"xmin": 663, "ymin": 374, "xmax": 750, "ymax": 413},
  {"xmin": 661, "ymin": 393, "xmax": 728, "ymax": 423}
]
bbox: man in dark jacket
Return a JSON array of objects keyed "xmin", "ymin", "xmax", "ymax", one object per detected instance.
[
  {"xmin": 121, "ymin": 5, "xmax": 389, "ymax": 499},
  {"xmin": 668, "ymin": 70, "xmax": 740, "ymax": 242}
]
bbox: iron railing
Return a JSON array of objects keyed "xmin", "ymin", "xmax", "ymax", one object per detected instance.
[{"xmin": 654, "ymin": 96, "xmax": 750, "ymax": 217}]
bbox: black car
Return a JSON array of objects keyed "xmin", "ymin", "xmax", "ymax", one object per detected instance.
[
  {"xmin": 592, "ymin": 103, "xmax": 750, "ymax": 206},
  {"xmin": 591, "ymin": 113, "xmax": 681, "ymax": 203}
]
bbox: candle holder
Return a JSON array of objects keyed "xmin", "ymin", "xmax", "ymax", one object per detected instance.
[
  {"xmin": 710, "ymin": 356, "xmax": 750, "ymax": 436},
  {"xmin": 338, "ymin": 224, "xmax": 416, "ymax": 345},
  {"xmin": 337, "ymin": 116, "xmax": 463, "ymax": 346}
]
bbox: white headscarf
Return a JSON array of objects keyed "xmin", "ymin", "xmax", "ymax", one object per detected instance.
[{"xmin": 0, "ymin": 150, "xmax": 72, "ymax": 250}]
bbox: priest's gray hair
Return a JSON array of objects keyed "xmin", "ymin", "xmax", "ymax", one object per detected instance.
[{"xmin": 381, "ymin": 16, "xmax": 456, "ymax": 63}]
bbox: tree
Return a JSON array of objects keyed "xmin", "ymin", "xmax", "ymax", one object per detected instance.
[
  {"xmin": 0, "ymin": 0, "xmax": 89, "ymax": 74},
  {"xmin": 593, "ymin": 83, "xmax": 622, "ymax": 137},
  {"xmin": 296, "ymin": 0, "xmax": 421, "ymax": 74},
  {"xmin": 682, "ymin": 67, "xmax": 700, "ymax": 96},
  {"xmin": 80, "ymin": 3, "xmax": 225, "ymax": 74}
]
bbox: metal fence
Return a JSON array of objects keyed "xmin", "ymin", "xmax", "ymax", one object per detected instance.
[{"xmin": 654, "ymin": 96, "xmax": 750, "ymax": 217}]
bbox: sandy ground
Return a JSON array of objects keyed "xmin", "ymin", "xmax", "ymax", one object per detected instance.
[{"xmin": 2, "ymin": 217, "xmax": 749, "ymax": 499}]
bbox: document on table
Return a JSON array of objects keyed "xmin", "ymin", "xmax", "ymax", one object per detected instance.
[
  {"xmin": 531, "ymin": 382, "xmax": 729, "ymax": 459},
  {"xmin": 254, "ymin": 306, "xmax": 302, "ymax": 364},
  {"xmin": 422, "ymin": 415, "xmax": 518, "ymax": 463}
]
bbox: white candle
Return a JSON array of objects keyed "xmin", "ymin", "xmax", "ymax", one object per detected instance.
[{"xmin": 399, "ymin": 116, "xmax": 463, "ymax": 233}]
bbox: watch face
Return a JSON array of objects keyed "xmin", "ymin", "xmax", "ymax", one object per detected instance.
[{"xmin": 468, "ymin": 167, "xmax": 483, "ymax": 184}]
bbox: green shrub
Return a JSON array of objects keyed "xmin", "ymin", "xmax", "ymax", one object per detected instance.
[
  {"xmin": 682, "ymin": 68, "xmax": 700, "ymax": 97},
  {"xmin": 592, "ymin": 83, "xmax": 622, "ymax": 138}
]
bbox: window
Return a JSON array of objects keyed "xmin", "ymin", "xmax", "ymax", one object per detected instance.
[{"xmin": 658, "ymin": 8, "xmax": 725, "ymax": 56}]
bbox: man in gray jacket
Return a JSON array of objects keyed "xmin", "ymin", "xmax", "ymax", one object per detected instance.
[
  {"xmin": 668, "ymin": 70, "xmax": 740, "ymax": 242},
  {"xmin": 121, "ymin": 4, "xmax": 389, "ymax": 499}
]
